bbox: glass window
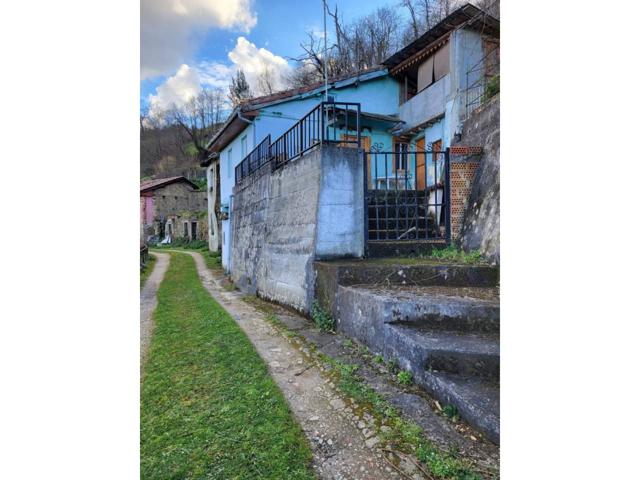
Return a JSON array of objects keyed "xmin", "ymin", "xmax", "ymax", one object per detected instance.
[{"xmin": 227, "ymin": 149, "xmax": 232, "ymax": 178}]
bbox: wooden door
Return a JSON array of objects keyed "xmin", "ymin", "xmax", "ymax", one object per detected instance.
[{"xmin": 416, "ymin": 138, "xmax": 425, "ymax": 190}]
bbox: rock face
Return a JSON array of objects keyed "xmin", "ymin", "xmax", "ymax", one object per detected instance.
[{"xmin": 455, "ymin": 94, "xmax": 500, "ymax": 264}]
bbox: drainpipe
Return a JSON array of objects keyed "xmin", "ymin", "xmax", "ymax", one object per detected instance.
[{"xmin": 238, "ymin": 109, "xmax": 256, "ymax": 146}]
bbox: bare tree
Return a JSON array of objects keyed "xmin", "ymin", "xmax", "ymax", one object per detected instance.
[
  {"xmin": 165, "ymin": 87, "xmax": 225, "ymax": 162},
  {"xmin": 256, "ymin": 62, "xmax": 277, "ymax": 96}
]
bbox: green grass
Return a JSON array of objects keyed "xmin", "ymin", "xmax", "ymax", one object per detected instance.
[
  {"xmin": 318, "ymin": 355, "xmax": 485, "ymax": 479},
  {"xmin": 140, "ymin": 255, "xmax": 157, "ymax": 289},
  {"xmin": 141, "ymin": 253, "xmax": 314, "ymax": 479},
  {"xmin": 424, "ymin": 245, "xmax": 485, "ymax": 264}
]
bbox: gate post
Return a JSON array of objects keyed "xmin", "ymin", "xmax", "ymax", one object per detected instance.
[
  {"xmin": 363, "ymin": 149, "xmax": 369, "ymax": 258},
  {"xmin": 444, "ymin": 147, "xmax": 452, "ymax": 245}
]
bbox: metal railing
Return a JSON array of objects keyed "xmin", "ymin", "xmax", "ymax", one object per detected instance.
[
  {"xmin": 235, "ymin": 135, "xmax": 270, "ymax": 184},
  {"xmin": 364, "ymin": 149, "xmax": 450, "ymax": 243},
  {"xmin": 235, "ymin": 101, "xmax": 361, "ymax": 184},
  {"xmin": 465, "ymin": 45, "xmax": 500, "ymax": 115}
]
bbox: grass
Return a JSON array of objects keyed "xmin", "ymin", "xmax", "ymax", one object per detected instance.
[
  {"xmin": 140, "ymin": 255, "xmax": 157, "ymax": 289},
  {"xmin": 317, "ymin": 355, "xmax": 485, "ymax": 480},
  {"xmin": 424, "ymin": 245, "xmax": 485, "ymax": 264},
  {"xmin": 396, "ymin": 370, "xmax": 413, "ymax": 386},
  {"xmin": 140, "ymin": 253, "xmax": 314, "ymax": 479}
]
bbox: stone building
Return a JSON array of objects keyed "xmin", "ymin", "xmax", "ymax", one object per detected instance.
[{"xmin": 140, "ymin": 176, "xmax": 208, "ymax": 244}]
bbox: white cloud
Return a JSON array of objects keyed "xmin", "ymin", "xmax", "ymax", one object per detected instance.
[
  {"xmin": 226, "ymin": 36, "xmax": 291, "ymax": 93},
  {"xmin": 146, "ymin": 37, "xmax": 292, "ymax": 123},
  {"xmin": 141, "ymin": 0, "xmax": 258, "ymax": 79},
  {"xmin": 147, "ymin": 64, "xmax": 202, "ymax": 121}
]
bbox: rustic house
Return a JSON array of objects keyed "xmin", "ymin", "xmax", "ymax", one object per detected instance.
[{"xmin": 140, "ymin": 176, "xmax": 208, "ymax": 244}]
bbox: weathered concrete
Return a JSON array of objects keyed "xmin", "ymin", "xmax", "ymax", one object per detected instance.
[
  {"xmin": 139, "ymin": 251, "xmax": 170, "ymax": 374},
  {"xmin": 231, "ymin": 145, "xmax": 363, "ymax": 313},
  {"xmin": 314, "ymin": 259, "xmax": 499, "ymax": 320},
  {"xmin": 455, "ymin": 94, "xmax": 500, "ymax": 264},
  {"xmin": 313, "ymin": 260, "xmax": 501, "ymax": 444}
]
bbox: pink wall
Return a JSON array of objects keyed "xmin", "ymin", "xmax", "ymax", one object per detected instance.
[{"xmin": 141, "ymin": 196, "xmax": 155, "ymax": 225}]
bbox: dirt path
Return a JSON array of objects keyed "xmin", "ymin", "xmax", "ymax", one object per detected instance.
[
  {"xmin": 140, "ymin": 251, "xmax": 170, "ymax": 373},
  {"xmin": 180, "ymin": 250, "xmax": 404, "ymax": 480}
]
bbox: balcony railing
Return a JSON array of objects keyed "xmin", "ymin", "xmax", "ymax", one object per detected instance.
[
  {"xmin": 465, "ymin": 45, "xmax": 500, "ymax": 116},
  {"xmin": 235, "ymin": 101, "xmax": 361, "ymax": 185}
]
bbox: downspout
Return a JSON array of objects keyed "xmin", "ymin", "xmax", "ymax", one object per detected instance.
[{"xmin": 238, "ymin": 109, "xmax": 256, "ymax": 146}]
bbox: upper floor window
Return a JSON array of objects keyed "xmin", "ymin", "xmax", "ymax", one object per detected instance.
[
  {"xmin": 241, "ymin": 135, "xmax": 247, "ymax": 158},
  {"xmin": 227, "ymin": 149, "xmax": 233, "ymax": 179}
]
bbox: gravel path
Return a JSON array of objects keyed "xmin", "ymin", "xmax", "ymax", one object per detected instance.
[
  {"xmin": 140, "ymin": 251, "xmax": 170, "ymax": 374},
  {"xmin": 180, "ymin": 250, "xmax": 409, "ymax": 480}
]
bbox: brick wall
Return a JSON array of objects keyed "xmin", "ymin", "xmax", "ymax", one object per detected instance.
[{"xmin": 450, "ymin": 160, "xmax": 480, "ymax": 241}]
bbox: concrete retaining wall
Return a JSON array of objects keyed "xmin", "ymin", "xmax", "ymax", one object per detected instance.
[{"xmin": 231, "ymin": 145, "xmax": 363, "ymax": 312}]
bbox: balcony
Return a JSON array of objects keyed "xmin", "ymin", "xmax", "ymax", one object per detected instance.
[{"xmin": 398, "ymin": 74, "xmax": 450, "ymax": 130}]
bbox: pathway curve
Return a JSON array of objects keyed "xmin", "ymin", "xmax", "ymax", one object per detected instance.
[
  {"xmin": 140, "ymin": 251, "xmax": 170, "ymax": 373},
  {"xmin": 180, "ymin": 250, "xmax": 405, "ymax": 480}
]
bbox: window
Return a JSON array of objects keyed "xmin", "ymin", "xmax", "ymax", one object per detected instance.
[
  {"xmin": 394, "ymin": 142, "xmax": 409, "ymax": 171},
  {"xmin": 241, "ymin": 135, "xmax": 247, "ymax": 158},
  {"xmin": 227, "ymin": 149, "xmax": 233, "ymax": 178},
  {"xmin": 416, "ymin": 41, "xmax": 450, "ymax": 92}
]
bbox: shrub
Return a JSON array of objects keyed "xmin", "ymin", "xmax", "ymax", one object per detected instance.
[
  {"xmin": 396, "ymin": 370, "xmax": 413, "ymax": 386},
  {"xmin": 311, "ymin": 301, "xmax": 335, "ymax": 332}
]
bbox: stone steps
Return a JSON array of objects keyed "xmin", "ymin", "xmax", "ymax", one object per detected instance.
[
  {"xmin": 385, "ymin": 324, "xmax": 500, "ymax": 380},
  {"xmin": 332, "ymin": 280, "xmax": 500, "ymax": 444}
]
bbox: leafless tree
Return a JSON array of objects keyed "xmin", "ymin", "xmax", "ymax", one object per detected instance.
[{"xmin": 165, "ymin": 87, "xmax": 225, "ymax": 162}]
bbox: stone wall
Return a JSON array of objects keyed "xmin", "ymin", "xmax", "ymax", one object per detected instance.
[
  {"xmin": 141, "ymin": 182, "xmax": 209, "ymax": 243},
  {"xmin": 231, "ymin": 145, "xmax": 363, "ymax": 312},
  {"xmin": 454, "ymin": 94, "xmax": 500, "ymax": 263}
]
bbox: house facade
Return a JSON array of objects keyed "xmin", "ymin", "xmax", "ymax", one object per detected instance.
[
  {"xmin": 203, "ymin": 3, "xmax": 499, "ymax": 272},
  {"xmin": 140, "ymin": 176, "xmax": 208, "ymax": 244},
  {"xmin": 203, "ymin": 68, "xmax": 402, "ymax": 271}
]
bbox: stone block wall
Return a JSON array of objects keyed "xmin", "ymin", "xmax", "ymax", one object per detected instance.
[{"xmin": 231, "ymin": 145, "xmax": 363, "ymax": 313}]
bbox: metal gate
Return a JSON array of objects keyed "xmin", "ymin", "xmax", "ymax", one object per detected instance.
[{"xmin": 364, "ymin": 148, "xmax": 450, "ymax": 246}]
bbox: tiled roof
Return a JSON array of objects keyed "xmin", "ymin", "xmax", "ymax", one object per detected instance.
[{"xmin": 140, "ymin": 176, "xmax": 198, "ymax": 193}]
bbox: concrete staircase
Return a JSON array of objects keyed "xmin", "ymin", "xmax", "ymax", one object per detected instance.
[{"xmin": 315, "ymin": 261, "xmax": 500, "ymax": 444}]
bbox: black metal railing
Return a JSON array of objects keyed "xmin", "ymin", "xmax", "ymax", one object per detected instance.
[
  {"xmin": 235, "ymin": 135, "xmax": 271, "ymax": 184},
  {"xmin": 235, "ymin": 101, "xmax": 361, "ymax": 184},
  {"xmin": 364, "ymin": 148, "xmax": 450, "ymax": 243}
]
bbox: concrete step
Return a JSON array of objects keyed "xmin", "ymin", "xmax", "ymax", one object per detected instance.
[
  {"xmin": 386, "ymin": 324, "xmax": 500, "ymax": 380},
  {"xmin": 424, "ymin": 371, "xmax": 500, "ymax": 444},
  {"xmin": 384, "ymin": 324, "xmax": 500, "ymax": 443},
  {"xmin": 375, "ymin": 285, "xmax": 499, "ymax": 334}
]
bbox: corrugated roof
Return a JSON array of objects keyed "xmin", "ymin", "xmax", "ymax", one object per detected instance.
[{"xmin": 140, "ymin": 176, "xmax": 198, "ymax": 193}]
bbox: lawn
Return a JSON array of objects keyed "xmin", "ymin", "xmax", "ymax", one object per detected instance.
[{"xmin": 140, "ymin": 253, "xmax": 315, "ymax": 479}]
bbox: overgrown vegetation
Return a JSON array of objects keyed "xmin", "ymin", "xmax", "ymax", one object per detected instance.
[
  {"xmin": 396, "ymin": 370, "xmax": 414, "ymax": 386},
  {"xmin": 140, "ymin": 254, "xmax": 157, "ymax": 289},
  {"xmin": 425, "ymin": 245, "xmax": 485, "ymax": 264},
  {"xmin": 318, "ymin": 355, "xmax": 484, "ymax": 479},
  {"xmin": 141, "ymin": 253, "xmax": 314, "ymax": 479},
  {"xmin": 311, "ymin": 301, "xmax": 335, "ymax": 332},
  {"xmin": 483, "ymin": 74, "xmax": 500, "ymax": 102}
]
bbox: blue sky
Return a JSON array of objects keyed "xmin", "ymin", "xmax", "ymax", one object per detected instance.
[{"xmin": 141, "ymin": 0, "xmax": 405, "ymax": 117}]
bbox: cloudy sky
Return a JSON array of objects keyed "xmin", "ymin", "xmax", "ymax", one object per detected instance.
[{"xmin": 141, "ymin": 0, "xmax": 401, "ymax": 118}]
